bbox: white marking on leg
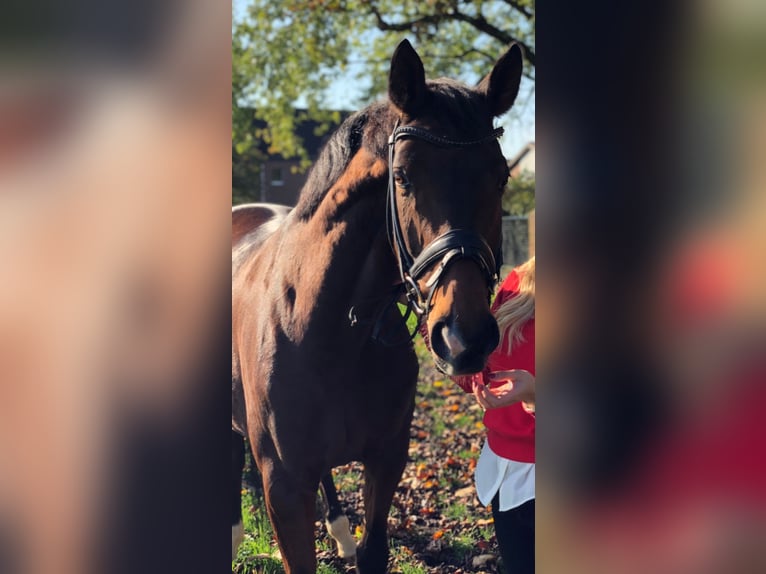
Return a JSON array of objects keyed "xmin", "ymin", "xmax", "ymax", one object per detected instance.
[
  {"xmin": 325, "ymin": 515, "xmax": 356, "ymax": 558},
  {"xmin": 231, "ymin": 520, "xmax": 244, "ymax": 561}
]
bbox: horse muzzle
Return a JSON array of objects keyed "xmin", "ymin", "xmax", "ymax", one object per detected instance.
[{"xmin": 429, "ymin": 315, "xmax": 499, "ymax": 376}]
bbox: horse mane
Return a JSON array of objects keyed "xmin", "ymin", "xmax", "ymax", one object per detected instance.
[
  {"xmin": 293, "ymin": 79, "xmax": 491, "ymax": 221},
  {"xmin": 294, "ymin": 104, "xmax": 391, "ymax": 221}
]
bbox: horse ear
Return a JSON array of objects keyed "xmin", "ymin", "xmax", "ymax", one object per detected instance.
[
  {"xmin": 478, "ymin": 43, "xmax": 523, "ymax": 117},
  {"xmin": 388, "ymin": 39, "xmax": 427, "ymax": 116}
]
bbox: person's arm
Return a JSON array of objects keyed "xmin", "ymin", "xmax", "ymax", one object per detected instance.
[{"xmin": 472, "ymin": 369, "xmax": 535, "ymax": 410}]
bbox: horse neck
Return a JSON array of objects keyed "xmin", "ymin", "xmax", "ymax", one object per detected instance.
[
  {"xmin": 309, "ymin": 183, "xmax": 397, "ymax": 299},
  {"xmin": 280, "ymin": 175, "xmax": 399, "ymax": 338}
]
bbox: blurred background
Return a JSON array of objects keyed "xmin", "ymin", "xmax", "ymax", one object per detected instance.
[
  {"xmin": 0, "ymin": 1, "xmax": 231, "ymax": 572},
  {"xmin": 536, "ymin": 0, "xmax": 766, "ymax": 572}
]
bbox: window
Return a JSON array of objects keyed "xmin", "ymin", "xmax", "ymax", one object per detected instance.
[{"xmin": 270, "ymin": 167, "xmax": 284, "ymax": 186}]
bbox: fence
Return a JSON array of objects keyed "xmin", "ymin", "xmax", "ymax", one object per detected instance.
[{"xmin": 501, "ymin": 214, "xmax": 530, "ymax": 268}]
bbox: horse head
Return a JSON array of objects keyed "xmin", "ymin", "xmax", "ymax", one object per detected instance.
[{"xmin": 386, "ymin": 39, "xmax": 523, "ymax": 375}]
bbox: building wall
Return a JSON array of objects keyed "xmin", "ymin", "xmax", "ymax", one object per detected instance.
[
  {"xmin": 518, "ymin": 147, "xmax": 535, "ymax": 174},
  {"xmin": 261, "ymin": 159, "xmax": 308, "ymax": 206}
]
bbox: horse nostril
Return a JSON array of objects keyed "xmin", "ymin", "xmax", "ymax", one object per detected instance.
[
  {"xmin": 431, "ymin": 318, "xmax": 498, "ymax": 358},
  {"xmin": 441, "ymin": 324, "xmax": 466, "ymax": 356},
  {"xmin": 429, "ymin": 321, "xmax": 449, "ymax": 360}
]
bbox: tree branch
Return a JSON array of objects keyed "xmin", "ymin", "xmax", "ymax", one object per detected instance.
[
  {"xmin": 369, "ymin": 5, "xmax": 444, "ymax": 32},
  {"xmin": 367, "ymin": 3, "xmax": 535, "ymax": 68},
  {"xmin": 450, "ymin": 8, "xmax": 535, "ymax": 66},
  {"xmin": 500, "ymin": 0, "xmax": 534, "ymax": 20}
]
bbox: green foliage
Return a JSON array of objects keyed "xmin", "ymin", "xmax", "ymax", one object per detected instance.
[
  {"xmin": 234, "ymin": 490, "xmax": 285, "ymax": 573},
  {"xmin": 445, "ymin": 532, "xmax": 475, "ymax": 560},
  {"xmin": 454, "ymin": 413, "xmax": 474, "ymax": 428},
  {"xmin": 396, "ymin": 302, "xmax": 422, "ymax": 338},
  {"xmin": 316, "ymin": 563, "xmax": 343, "ymax": 574},
  {"xmin": 446, "ymin": 500, "xmax": 469, "ymax": 520},
  {"xmin": 502, "ymin": 169, "xmax": 535, "ymax": 215},
  {"xmin": 233, "ymin": 144, "xmax": 265, "ymax": 205},
  {"xmin": 233, "ymin": 0, "xmax": 535, "ymax": 162},
  {"xmin": 395, "ymin": 559, "xmax": 429, "ymax": 574}
]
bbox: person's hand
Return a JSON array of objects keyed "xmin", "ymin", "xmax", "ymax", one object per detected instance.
[{"xmin": 472, "ymin": 369, "xmax": 535, "ymax": 410}]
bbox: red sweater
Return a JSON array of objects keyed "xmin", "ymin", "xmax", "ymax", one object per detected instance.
[{"xmin": 454, "ymin": 270, "xmax": 536, "ymax": 463}]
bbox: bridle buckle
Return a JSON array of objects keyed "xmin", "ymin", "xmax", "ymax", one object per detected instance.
[{"xmin": 403, "ymin": 275, "xmax": 426, "ymax": 316}]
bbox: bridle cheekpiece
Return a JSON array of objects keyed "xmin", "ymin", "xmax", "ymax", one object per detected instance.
[{"xmin": 386, "ymin": 121, "xmax": 505, "ymax": 328}]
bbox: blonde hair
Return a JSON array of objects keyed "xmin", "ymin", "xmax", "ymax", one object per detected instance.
[{"xmin": 495, "ymin": 256, "xmax": 535, "ymax": 353}]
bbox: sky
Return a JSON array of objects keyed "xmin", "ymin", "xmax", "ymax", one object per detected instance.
[
  {"xmin": 305, "ymin": 58, "xmax": 535, "ymax": 159},
  {"xmin": 232, "ymin": 0, "xmax": 535, "ymax": 157}
]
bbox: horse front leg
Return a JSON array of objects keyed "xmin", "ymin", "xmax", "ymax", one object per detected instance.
[
  {"xmin": 356, "ymin": 427, "xmax": 410, "ymax": 574},
  {"xmin": 258, "ymin": 454, "xmax": 318, "ymax": 574}
]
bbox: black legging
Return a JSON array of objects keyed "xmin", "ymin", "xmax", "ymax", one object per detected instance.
[{"xmin": 491, "ymin": 496, "xmax": 535, "ymax": 574}]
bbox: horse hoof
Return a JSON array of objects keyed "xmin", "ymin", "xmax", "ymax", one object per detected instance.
[
  {"xmin": 325, "ymin": 515, "xmax": 357, "ymax": 558},
  {"xmin": 231, "ymin": 521, "xmax": 244, "ymax": 561}
]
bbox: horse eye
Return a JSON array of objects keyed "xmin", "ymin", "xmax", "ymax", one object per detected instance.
[{"xmin": 394, "ymin": 168, "xmax": 411, "ymax": 190}]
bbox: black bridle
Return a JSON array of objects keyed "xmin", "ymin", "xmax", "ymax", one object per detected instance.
[
  {"xmin": 385, "ymin": 121, "xmax": 505, "ymax": 329},
  {"xmin": 348, "ymin": 121, "xmax": 505, "ymax": 345}
]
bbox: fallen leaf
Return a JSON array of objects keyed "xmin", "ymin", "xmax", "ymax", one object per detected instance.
[
  {"xmin": 454, "ymin": 486, "xmax": 474, "ymax": 498},
  {"xmin": 476, "ymin": 517, "xmax": 494, "ymax": 526}
]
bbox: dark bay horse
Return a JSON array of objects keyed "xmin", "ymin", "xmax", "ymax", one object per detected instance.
[{"xmin": 232, "ymin": 39, "xmax": 522, "ymax": 573}]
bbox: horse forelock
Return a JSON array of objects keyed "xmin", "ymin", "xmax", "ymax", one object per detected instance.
[{"xmin": 421, "ymin": 78, "xmax": 494, "ymax": 137}]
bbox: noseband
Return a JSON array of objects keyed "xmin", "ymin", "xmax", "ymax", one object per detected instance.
[{"xmin": 386, "ymin": 121, "xmax": 505, "ymax": 324}]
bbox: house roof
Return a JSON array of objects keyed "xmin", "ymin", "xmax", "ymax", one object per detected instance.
[{"xmin": 507, "ymin": 142, "xmax": 535, "ymax": 175}]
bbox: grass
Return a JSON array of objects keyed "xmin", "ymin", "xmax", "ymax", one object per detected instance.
[
  {"xmin": 239, "ymin": 490, "xmax": 275, "ymax": 554},
  {"xmin": 445, "ymin": 501, "xmax": 470, "ymax": 521},
  {"xmin": 234, "ymin": 490, "xmax": 284, "ymax": 574}
]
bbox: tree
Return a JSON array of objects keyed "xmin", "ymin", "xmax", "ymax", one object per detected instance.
[
  {"xmin": 502, "ymin": 170, "xmax": 535, "ymax": 216},
  {"xmin": 233, "ymin": 0, "xmax": 535, "ymax": 164},
  {"xmin": 232, "ymin": 144, "xmax": 265, "ymax": 205}
]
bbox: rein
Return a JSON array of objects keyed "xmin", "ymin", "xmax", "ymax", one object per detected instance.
[{"xmin": 350, "ymin": 121, "xmax": 504, "ymax": 346}]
